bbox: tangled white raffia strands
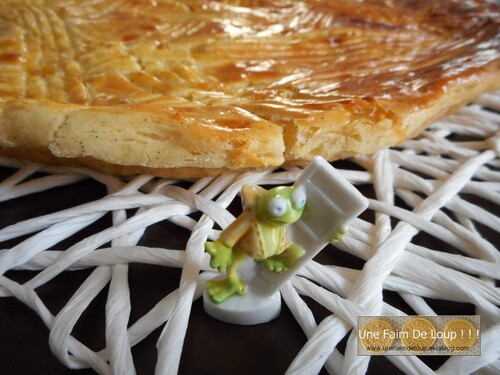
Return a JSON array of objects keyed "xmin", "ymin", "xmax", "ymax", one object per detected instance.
[{"xmin": 0, "ymin": 92, "xmax": 499, "ymax": 375}]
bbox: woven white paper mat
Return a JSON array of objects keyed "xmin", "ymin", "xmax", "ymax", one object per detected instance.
[{"xmin": 0, "ymin": 92, "xmax": 499, "ymax": 374}]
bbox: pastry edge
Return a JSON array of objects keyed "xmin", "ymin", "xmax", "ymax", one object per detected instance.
[
  {"xmin": 283, "ymin": 67, "xmax": 500, "ymax": 166},
  {"xmin": 0, "ymin": 67, "xmax": 499, "ymax": 179},
  {"xmin": 0, "ymin": 100, "xmax": 285, "ymax": 178}
]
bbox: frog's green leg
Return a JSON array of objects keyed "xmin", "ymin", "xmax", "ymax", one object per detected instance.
[
  {"xmin": 205, "ymin": 240, "xmax": 234, "ymax": 272},
  {"xmin": 206, "ymin": 251, "xmax": 247, "ymax": 303},
  {"xmin": 261, "ymin": 243, "xmax": 305, "ymax": 273}
]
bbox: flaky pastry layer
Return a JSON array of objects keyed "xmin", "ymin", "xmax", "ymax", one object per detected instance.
[{"xmin": 0, "ymin": 0, "xmax": 499, "ymax": 177}]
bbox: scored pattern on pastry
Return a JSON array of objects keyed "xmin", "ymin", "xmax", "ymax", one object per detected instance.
[
  {"xmin": 0, "ymin": 0, "xmax": 499, "ymax": 175},
  {"xmin": 2, "ymin": 1, "xmax": 496, "ymax": 101}
]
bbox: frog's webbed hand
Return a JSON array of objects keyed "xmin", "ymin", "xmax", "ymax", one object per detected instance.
[
  {"xmin": 330, "ymin": 225, "xmax": 348, "ymax": 244},
  {"xmin": 260, "ymin": 243, "xmax": 305, "ymax": 273},
  {"xmin": 205, "ymin": 240, "xmax": 234, "ymax": 272}
]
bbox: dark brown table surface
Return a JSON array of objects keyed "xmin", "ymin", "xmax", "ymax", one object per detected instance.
[{"xmin": 0, "ymin": 159, "xmax": 494, "ymax": 374}]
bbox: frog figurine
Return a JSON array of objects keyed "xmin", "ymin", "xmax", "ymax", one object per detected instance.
[{"xmin": 205, "ymin": 184, "xmax": 307, "ymax": 303}]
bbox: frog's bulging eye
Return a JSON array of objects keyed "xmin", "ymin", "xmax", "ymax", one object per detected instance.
[
  {"xmin": 268, "ymin": 196, "xmax": 288, "ymax": 217},
  {"xmin": 292, "ymin": 186, "xmax": 306, "ymax": 209}
]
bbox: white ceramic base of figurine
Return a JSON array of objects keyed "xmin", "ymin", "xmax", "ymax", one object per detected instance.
[{"xmin": 203, "ymin": 284, "xmax": 281, "ymax": 325}]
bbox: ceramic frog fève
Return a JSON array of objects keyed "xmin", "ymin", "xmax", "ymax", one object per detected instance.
[{"xmin": 205, "ymin": 184, "xmax": 307, "ymax": 303}]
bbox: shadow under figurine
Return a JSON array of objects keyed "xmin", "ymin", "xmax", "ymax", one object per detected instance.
[{"xmin": 205, "ymin": 184, "xmax": 307, "ymax": 304}]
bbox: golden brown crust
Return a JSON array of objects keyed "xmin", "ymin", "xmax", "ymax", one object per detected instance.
[
  {"xmin": 0, "ymin": 0, "xmax": 499, "ymax": 177},
  {"xmin": 0, "ymin": 98, "xmax": 285, "ymax": 175}
]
